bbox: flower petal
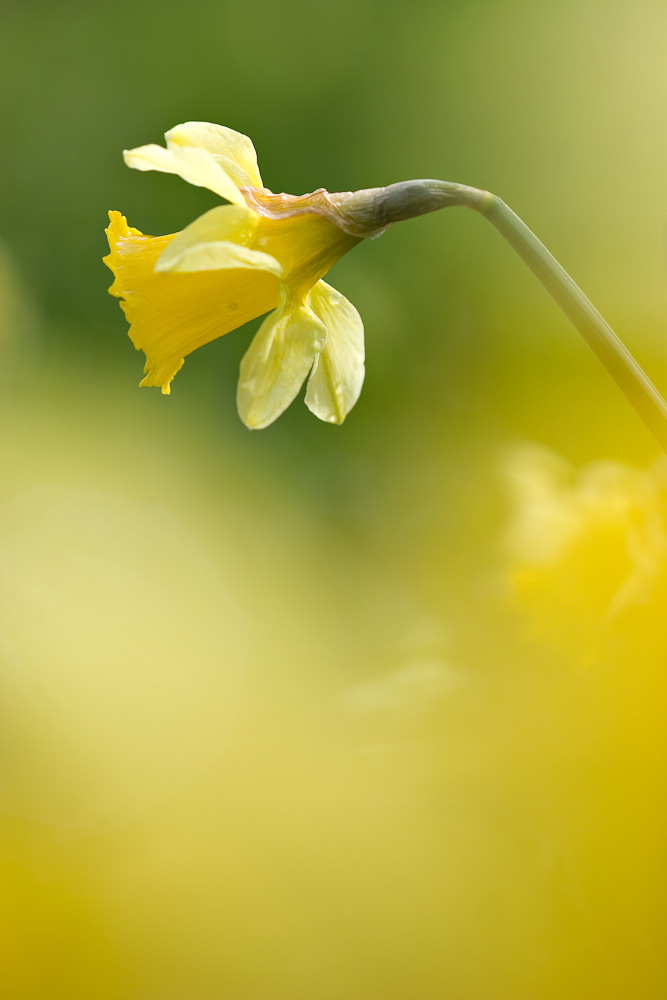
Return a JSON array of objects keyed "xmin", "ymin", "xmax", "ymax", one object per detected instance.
[
  {"xmin": 154, "ymin": 205, "xmax": 282, "ymax": 277},
  {"xmin": 237, "ymin": 295, "xmax": 327, "ymax": 429},
  {"xmin": 158, "ymin": 241, "xmax": 284, "ymax": 276},
  {"xmin": 104, "ymin": 211, "xmax": 280, "ymax": 393},
  {"xmin": 304, "ymin": 280, "xmax": 365, "ymax": 423},
  {"xmin": 165, "ymin": 121, "xmax": 263, "ymax": 189},
  {"xmin": 123, "ymin": 143, "xmax": 246, "ymax": 206},
  {"xmin": 156, "ymin": 205, "xmax": 258, "ymax": 268},
  {"xmin": 255, "ymin": 212, "xmax": 361, "ymax": 296}
]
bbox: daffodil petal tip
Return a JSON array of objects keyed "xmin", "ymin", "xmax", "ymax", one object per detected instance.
[
  {"xmin": 304, "ymin": 281, "xmax": 365, "ymax": 424},
  {"xmin": 123, "ymin": 143, "xmax": 246, "ymax": 206},
  {"xmin": 237, "ymin": 301, "xmax": 327, "ymax": 429},
  {"xmin": 165, "ymin": 121, "xmax": 263, "ymax": 189}
]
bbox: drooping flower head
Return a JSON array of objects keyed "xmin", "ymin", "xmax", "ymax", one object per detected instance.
[
  {"xmin": 105, "ymin": 122, "xmax": 371, "ymax": 428},
  {"xmin": 106, "ymin": 123, "xmax": 667, "ymax": 453}
]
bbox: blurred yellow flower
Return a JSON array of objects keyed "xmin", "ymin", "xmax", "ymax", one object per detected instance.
[
  {"xmin": 104, "ymin": 122, "xmax": 365, "ymax": 428},
  {"xmin": 502, "ymin": 442, "xmax": 667, "ymax": 651}
]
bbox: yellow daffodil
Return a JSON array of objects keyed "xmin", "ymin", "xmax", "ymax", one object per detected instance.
[
  {"xmin": 105, "ymin": 121, "xmax": 368, "ymax": 428},
  {"xmin": 106, "ymin": 122, "xmax": 667, "ymax": 450}
]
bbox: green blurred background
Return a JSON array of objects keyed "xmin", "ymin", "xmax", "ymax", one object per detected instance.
[{"xmin": 1, "ymin": 0, "xmax": 666, "ymax": 996}]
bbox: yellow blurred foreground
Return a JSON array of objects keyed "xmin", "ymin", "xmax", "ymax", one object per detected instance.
[{"xmin": 0, "ymin": 259, "xmax": 665, "ymax": 999}]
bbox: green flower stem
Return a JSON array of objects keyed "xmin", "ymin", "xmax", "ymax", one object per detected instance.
[
  {"xmin": 475, "ymin": 193, "xmax": 667, "ymax": 453},
  {"xmin": 353, "ymin": 178, "xmax": 667, "ymax": 453}
]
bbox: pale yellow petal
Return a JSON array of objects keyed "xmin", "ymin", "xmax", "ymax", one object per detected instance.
[
  {"xmin": 237, "ymin": 297, "xmax": 327, "ymax": 429},
  {"xmin": 123, "ymin": 143, "xmax": 245, "ymax": 206},
  {"xmin": 154, "ymin": 205, "xmax": 281, "ymax": 277},
  {"xmin": 304, "ymin": 280, "xmax": 365, "ymax": 423},
  {"xmin": 104, "ymin": 211, "xmax": 280, "ymax": 393},
  {"xmin": 158, "ymin": 241, "xmax": 284, "ymax": 276},
  {"xmin": 156, "ymin": 205, "xmax": 259, "ymax": 270},
  {"xmin": 165, "ymin": 121, "xmax": 263, "ymax": 189}
]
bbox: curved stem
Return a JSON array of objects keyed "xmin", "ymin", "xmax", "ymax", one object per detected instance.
[
  {"xmin": 352, "ymin": 179, "xmax": 667, "ymax": 452},
  {"xmin": 475, "ymin": 193, "xmax": 667, "ymax": 454}
]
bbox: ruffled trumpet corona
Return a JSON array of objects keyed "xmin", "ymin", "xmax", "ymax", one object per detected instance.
[{"xmin": 106, "ymin": 121, "xmax": 667, "ymax": 448}]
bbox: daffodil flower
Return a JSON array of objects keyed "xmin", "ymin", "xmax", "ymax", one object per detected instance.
[
  {"xmin": 105, "ymin": 121, "xmax": 370, "ymax": 428},
  {"xmin": 106, "ymin": 121, "xmax": 667, "ymax": 449}
]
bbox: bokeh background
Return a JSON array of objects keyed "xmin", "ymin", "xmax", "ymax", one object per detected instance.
[{"xmin": 1, "ymin": 0, "xmax": 666, "ymax": 996}]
